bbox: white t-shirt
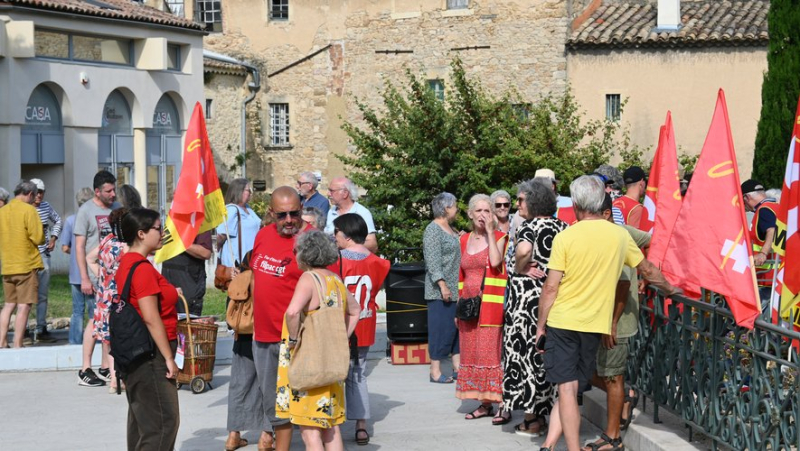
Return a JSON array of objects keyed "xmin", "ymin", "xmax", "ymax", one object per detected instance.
[{"xmin": 324, "ymin": 201, "xmax": 376, "ymax": 235}]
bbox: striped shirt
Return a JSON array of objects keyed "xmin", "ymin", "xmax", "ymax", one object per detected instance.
[{"xmin": 36, "ymin": 200, "xmax": 62, "ymax": 255}]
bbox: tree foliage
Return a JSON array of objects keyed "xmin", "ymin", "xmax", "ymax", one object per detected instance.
[
  {"xmin": 339, "ymin": 58, "xmax": 635, "ymax": 259},
  {"xmin": 753, "ymin": 0, "xmax": 800, "ymax": 188}
]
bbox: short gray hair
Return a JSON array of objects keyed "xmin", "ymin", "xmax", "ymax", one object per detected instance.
[
  {"xmin": 75, "ymin": 187, "xmax": 94, "ymax": 208},
  {"xmin": 14, "ymin": 180, "xmax": 37, "ymax": 196},
  {"xmin": 468, "ymin": 193, "xmax": 490, "ymax": 213},
  {"xmin": 570, "ymin": 175, "xmax": 605, "ymax": 215},
  {"xmin": 299, "ymin": 171, "xmax": 319, "ymax": 189},
  {"xmin": 490, "ymin": 190, "xmax": 510, "ymax": 212},
  {"xmin": 294, "ymin": 230, "xmax": 339, "ymax": 268},
  {"xmin": 519, "ymin": 180, "xmax": 557, "ymax": 218},
  {"xmin": 0, "ymin": 187, "xmax": 9, "ymax": 204},
  {"xmin": 343, "ymin": 178, "xmax": 359, "ymax": 201},
  {"xmin": 431, "ymin": 192, "xmax": 457, "ymax": 218},
  {"xmin": 302, "ymin": 206, "xmax": 326, "ymax": 230}
]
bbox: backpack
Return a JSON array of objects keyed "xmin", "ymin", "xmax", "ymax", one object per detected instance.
[{"xmin": 109, "ymin": 260, "xmax": 155, "ymax": 384}]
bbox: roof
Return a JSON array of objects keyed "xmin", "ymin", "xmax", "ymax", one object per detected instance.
[
  {"xmin": 568, "ymin": 0, "xmax": 769, "ymax": 49},
  {"xmin": 5, "ymin": 0, "xmax": 204, "ymax": 31},
  {"xmin": 203, "ymin": 57, "xmax": 248, "ymax": 76}
]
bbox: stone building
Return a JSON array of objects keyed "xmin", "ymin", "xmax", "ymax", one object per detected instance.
[
  {"xmin": 567, "ymin": 0, "xmax": 769, "ymax": 176},
  {"xmin": 187, "ymin": 0, "xmax": 572, "ymax": 189}
]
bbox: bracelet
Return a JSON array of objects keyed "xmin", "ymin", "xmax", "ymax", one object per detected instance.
[{"xmin": 288, "ymin": 337, "xmax": 298, "ymax": 344}]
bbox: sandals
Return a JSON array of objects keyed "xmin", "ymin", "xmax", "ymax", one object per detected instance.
[
  {"xmin": 514, "ymin": 416, "xmax": 547, "ymax": 437},
  {"xmin": 492, "ymin": 408, "xmax": 511, "ymax": 425},
  {"xmin": 430, "ymin": 374, "xmax": 454, "ymax": 384},
  {"xmin": 225, "ymin": 436, "xmax": 248, "ymax": 451},
  {"xmin": 584, "ymin": 432, "xmax": 624, "ymax": 451},
  {"xmin": 465, "ymin": 404, "xmax": 494, "ymax": 420},
  {"xmin": 257, "ymin": 433, "xmax": 275, "ymax": 451},
  {"xmin": 620, "ymin": 388, "xmax": 640, "ymax": 431},
  {"xmin": 355, "ymin": 428, "xmax": 370, "ymax": 446}
]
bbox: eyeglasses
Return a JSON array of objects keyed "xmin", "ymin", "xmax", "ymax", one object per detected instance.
[
  {"xmin": 150, "ymin": 224, "xmax": 163, "ymax": 233},
  {"xmin": 516, "ymin": 197, "xmax": 525, "ymax": 203},
  {"xmin": 275, "ymin": 210, "xmax": 302, "ymax": 220},
  {"xmin": 328, "ymin": 187, "xmax": 345, "ymax": 193},
  {"xmin": 495, "ymin": 202, "xmax": 510, "ymax": 209},
  {"xmin": 296, "ymin": 180, "xmax": 311, "ymax": 187}
]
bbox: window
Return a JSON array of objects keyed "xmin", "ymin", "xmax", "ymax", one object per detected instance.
[
  {"xmin": 269, "ymin": 0, "xmax": 289, "ymax": 20},
  {"xmin": 428, "ymin": 79, "xmax": 445, "ymax": 101},
  {"xmin": 34, "ymin": 28, "xmax": 132, "ymax": 66},
  {"xmin": 447, "ymin": 0, "xmax": 468, "ymax": 9},
  {"xmin": 269, "ymin": 103, "xmax": 290, "ymax": 146},
  {"xmin": 167, "ymin": 44, "xmax": 181, "ymax": 70},
  {"xmin": 165, "ymin": 0, "xmax": 184, "ymax": 16},
  {"xmin": 205, "ymin": 99, "xmax": 213, "ymax": 119},
  {"xmin": 605, "ymin": 94, "xmax": 621, "ymax": 121},
  {"xmin": 196, "ymin": 0, "xmax": 222, "ymax": 32}
]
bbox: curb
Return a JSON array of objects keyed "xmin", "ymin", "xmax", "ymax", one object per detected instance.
[{"xmin": 582, "ymin": 390, "xmax": 705, "ymax": 451}]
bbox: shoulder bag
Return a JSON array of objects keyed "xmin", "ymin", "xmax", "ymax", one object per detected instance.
[
  {"xmin": 455, "ymin": 265, "xmax": 486, "ymax": 321},
  {"xmin": 288, "ymin": 272, "xmax": 350, "ymax": 391},
  {"xmin": 226, "ymin": 269, "xmax": 254, "ymax": 334},
  {"xmin": 109, "ymin": 260, "xmax": 154, "ymax": 376},
  {"xmin": 214, "ymin": 206, "xmax": 242, "ymax": 290}
]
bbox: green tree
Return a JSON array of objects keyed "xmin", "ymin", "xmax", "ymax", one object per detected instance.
[
  {"xmin": 753, "ymin": 0, "xmax": 800, "ymax": 187},
  {"xmin": 339, "ymin": 58, "xmax": 629, "ymax": 258}
]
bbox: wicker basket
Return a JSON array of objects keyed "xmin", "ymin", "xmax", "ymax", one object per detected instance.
[{"xmin": 176, "ymin": 294, "xmax": 218, "ymax": 393}]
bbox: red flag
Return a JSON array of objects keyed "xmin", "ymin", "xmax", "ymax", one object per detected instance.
[
  {"xmin": 155, "ymin": 102, "xmax": 227, "ymax": 263},
  {"xmin": 642, "ymin": 112, "xmax": 682, "ymax": 267},
  {"xmin": 661, "ymin": 90, "xmax": 761, "ymax": 329}
]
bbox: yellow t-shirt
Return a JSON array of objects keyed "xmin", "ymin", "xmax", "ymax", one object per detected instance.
[
  {"xmin": 0, "ymin": 199, "xmax": 45, "ymax": 275},
  {"xmin": 547, "ymin": 219, "xmax": 644, "ymax": 334}
]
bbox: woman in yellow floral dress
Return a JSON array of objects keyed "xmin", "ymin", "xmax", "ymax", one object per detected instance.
[{"xmin": 277, "ymin": 230, "xmax": 361, "ymax": 450}]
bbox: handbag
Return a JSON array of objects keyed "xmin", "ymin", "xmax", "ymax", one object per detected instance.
[
  {"xmin": 455, "ymin": 266, "xmax": 487, "ymax": 321},
  {"xmin": 226, "ymin": 269, "xmax": 254, "ymax": 334},
  {"xmin": 288, "ymin": 272, "xmax": 350, "ymax": 391},
  {"xmin": 214, "ymin": 206, "xmax": 242, "ymax": 291},
  {"xmin": 109, "ymin": 260, "xmax": 154, "ymax": 376}
]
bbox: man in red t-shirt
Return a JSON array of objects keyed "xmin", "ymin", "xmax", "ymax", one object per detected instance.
[
  {"xmin": 330, "ymin": 213, "xmax": 390, "ymax": 445},
  {"xmin": 250, "ymin": 186, "xmax": 312, "ymax": 451},
  {"xmin": 613, "ymin": 166, "xmax": 647, "ymax": 230}
]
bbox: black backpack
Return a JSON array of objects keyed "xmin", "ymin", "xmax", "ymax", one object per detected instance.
[{"xmin": 109, "ymin": 260, "xmax": 155, "ymax": 385}]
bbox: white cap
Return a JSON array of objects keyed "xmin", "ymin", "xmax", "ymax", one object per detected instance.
[
  {"xmin": 533, "ymin": 168, "xmax": 557, "ymax": 183},
  {"xmin": 30, "ymin": 178, "xmax": 45, "ymax": 191}
]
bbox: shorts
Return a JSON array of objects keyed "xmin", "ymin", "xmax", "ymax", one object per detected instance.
[
  {"xmin": 2, "ymin": 272, "xmax": 39, "ymax": 305},
  {"xmin": 543, "ymin": 326, "xmax": 600, "ymax": 391},
  {"xmin": 253, "ymin": 340, "xmax": 290, "ymax": 428},
  {"xmin": 595, "ymin": 336, "xmax": 629, "ymax": 378}
]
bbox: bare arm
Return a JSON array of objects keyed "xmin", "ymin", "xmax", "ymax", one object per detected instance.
[
  {"xmin": 286, "ymin": 273, "xmax": 315, "ymax": 340},
  {"xmin": 365, "ymin": 234, "xmax": 379, "ymax": 254},
  {"xmin": 344, "ymin": 290, "xmax": 360, "ymax": 337},
  {"xmin": 637, "ymin": 259, "xmax": 680, "ymax": 295},
  {"xmin": 86, "ymin": 246, "xmax": 100, "ymax": 280},
  {"xmin": 62, "ymin": 244, "xmax": 70, "ymax": 254},
  {"xmin": 75, "ymin": 235, "xmax": 94, "ymax": 295},
  {"xmin": 603, "ymin": 279, "xmax": 631, "ymax": 349},
  {"xmin": 185, "ymin": 243, "xmax": 212, "ymax": 260},
  {"xmin": 754, "ymin": 227, "xmax": 776, "ymax": 266},
  {"xmin": 138, "ymin": 295, "xmax": 178, "ymax": 379},
  {"xmin": 535, "ymin": 269, "xmax": 563, "ymax": 340},
  {"xmin": 515, "ymin": 241, "xmax": 533, "ymax": 274}
]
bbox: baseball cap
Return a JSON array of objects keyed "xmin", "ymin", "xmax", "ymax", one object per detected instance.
[
  {"xmin": 741, "ymin": 179, "xmax": 765, "ymax": 194},
  {"xmin": 30, "ymin": 178, "xmax": 45, "ymax": 191},
  {"xmin": 533, "ymin": 168, "xmax": 557, "ymax": 183},
  {"xmin": 623, "ymin": 166, "xmax": 646, "ymax": 184},
  {"xmin": 591, "ymin": 172, "xmax": 615, "ymax": 186}
]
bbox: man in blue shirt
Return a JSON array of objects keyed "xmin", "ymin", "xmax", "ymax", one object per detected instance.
[{"xmin": 297, "ymin": 171, "xmax": 330, "ymax": 218}]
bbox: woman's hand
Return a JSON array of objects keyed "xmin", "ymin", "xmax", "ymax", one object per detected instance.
[
  {"xmin": 441, "ymin": 286, "xmax": 452, "ymax": 302},
  {"xmin": 483, "ymin": 212, "xmax": 495, "ymax": 234},
  {"xmin": 165, "ymin": 357, "xmax": 179, "ymax": 379},
  {"xmin": 523, "ymin": 262, "xmax": 546, "ymax": 279}
]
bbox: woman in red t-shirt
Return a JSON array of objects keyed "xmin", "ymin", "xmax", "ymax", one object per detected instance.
[{"xmin": 113, "ymin": 207, "xmax": 180, "ymax": 450}]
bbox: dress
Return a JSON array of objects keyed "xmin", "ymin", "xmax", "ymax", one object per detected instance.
[
  {"xmin": 502, "ymin": 217, "xmax": 567, "ymax": 414},
  {"xmin": 276, "ymin": 274, "xmax": 347, "ymax": 428},
  {"xmin": 93, "ymin": 233, "xmax": 125, "ymax": 342},
  {"xmin": 456, "ymin": 245, "xmax": 503, "ymax": 402}
]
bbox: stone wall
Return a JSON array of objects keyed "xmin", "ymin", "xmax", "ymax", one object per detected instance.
[
  {"xmin": 203, "ymin": 0, "xmax": 571, "ymax": 190},
  {"xmin": 203, "ymin": 70, "xmax": 249, "ymax": 182}
]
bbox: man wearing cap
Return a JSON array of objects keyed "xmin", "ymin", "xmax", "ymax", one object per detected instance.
[
  {"xmin": 741, "ymin": 179, "xmax": 779, "ymax": 302},
  {"xmin": 613, "ymin": 166, "xmax": 647, "ymax": 230},
  {"xmin": 30, "ymin": 178, "xmax": 62, "ymax": 342},
  {"xmin": 0, "ymin": 180, "xmax": 44, "ymax": 348}
]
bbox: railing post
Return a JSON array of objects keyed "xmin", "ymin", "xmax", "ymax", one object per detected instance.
[{"xmin": 653, "ymin": 291, "xmax": 661, "ymax": 424}]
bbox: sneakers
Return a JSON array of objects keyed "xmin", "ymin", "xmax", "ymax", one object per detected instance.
[
  {"xmin": 78, "ymin": 368, "xmax": 106, "ymax": 387},
  {"xmin": 97, "ymin": 367, "xmax": 112, "ymax": 382}
]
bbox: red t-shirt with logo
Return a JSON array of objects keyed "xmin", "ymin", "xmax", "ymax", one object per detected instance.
[
  {"xmin": 251, "ymin": 224, "xmax": 308, "ymax": 343},
  {"xmin": 114, "ymin": 252, "xmax": 179, "ymax": 341},
  {"xmin": 331, "ymin": 252, "xmax": 390, "ymax": 347}
]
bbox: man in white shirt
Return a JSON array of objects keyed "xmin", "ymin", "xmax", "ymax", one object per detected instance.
[{"xmin": 324, "ymin": 177, "xmax": 378, "ymax": 253}]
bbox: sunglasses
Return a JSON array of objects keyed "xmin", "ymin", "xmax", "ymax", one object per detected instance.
[
  {"xmin": 495, "ymin": 202, "xmax": 510, "ymax": 208},
  {"xmin": 275, "ymin": 210, "xmax": 302, "ymax": 220}
]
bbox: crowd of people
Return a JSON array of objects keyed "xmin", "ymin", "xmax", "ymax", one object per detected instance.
[{"xmin": 0, "ymin": 160, "xmax": 783, "ymax": 451}]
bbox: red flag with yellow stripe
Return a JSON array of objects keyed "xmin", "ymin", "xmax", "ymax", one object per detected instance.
[
  {"xmin": 155, "ymin": 102, "xmax": 226, "ymax": 263},
  {"xmin": 774, "ymin": 97, "xmax": 800, "ymax": 320}
]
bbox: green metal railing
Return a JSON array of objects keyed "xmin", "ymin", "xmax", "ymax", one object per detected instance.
[{"xmin": 629, "ymin": 289, "xmax": 800, "ymax": 450}]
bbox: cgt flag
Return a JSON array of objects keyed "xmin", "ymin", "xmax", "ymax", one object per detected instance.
[
  {"xmin": 774, "ymin": 96, "xmax": 800, "ymax": 320},
  {"xmin": 155, "ymin": 102, "xmax": 227, "ymax": 263},
  {"xmin": 661, "ymin": 89, "xmax": 761, "ymax": 329},
  {"xmin": 642, "ymin": 112, "xmax": 682, "ymax": 267}
]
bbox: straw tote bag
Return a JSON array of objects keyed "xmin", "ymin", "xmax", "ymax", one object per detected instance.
[{"xmin": 288, "ymin": 272, "xmax": 350, "ymax": 391}]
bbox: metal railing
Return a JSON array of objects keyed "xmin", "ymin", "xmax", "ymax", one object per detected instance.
[{"xmin": 629, "ymin": 289, "xmax": 800, "ymax": 450}]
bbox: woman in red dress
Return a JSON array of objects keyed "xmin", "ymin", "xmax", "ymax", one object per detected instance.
[{"xmin": 456, "ymin": 194, "xmax": 509, "ymax": 425}]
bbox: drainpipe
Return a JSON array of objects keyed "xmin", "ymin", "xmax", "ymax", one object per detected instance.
[{"xmin": 203, "ymin": 50, "xmax": 261, "ymax": 178}]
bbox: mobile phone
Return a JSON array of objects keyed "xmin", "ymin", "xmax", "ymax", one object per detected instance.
[{"xmin": 535, "ymin": 335, "xmax": 546, "ymax": 351}]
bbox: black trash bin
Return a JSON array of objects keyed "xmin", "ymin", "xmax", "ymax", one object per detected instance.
[{"xmin": 385, "ymin": 249, "xmax": 428, "ymax": 343}]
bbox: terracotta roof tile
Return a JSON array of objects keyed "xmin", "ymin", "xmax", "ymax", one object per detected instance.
[
  {"xmin": 7, "ymin": 0, "xmax": 203, "ymax": 31},
  {"xmin": 568, "ymin": 0, "xmax": 769, "ymax": 49},
  {"xmin": 203, "ymin": 57, "xmax": 248, "ymax": 75}
]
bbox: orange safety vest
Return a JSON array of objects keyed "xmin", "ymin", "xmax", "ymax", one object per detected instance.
[
  {"xmin": 613, "ymin": 195, "xmax": 644, "ymax": 230},
  {"xmin": 750, "ymin": 200, "xmax": 779, "ymax": 287},
  {"xmin": 458, "ymin": 231, "xmax": 508, "ymax": 327}
]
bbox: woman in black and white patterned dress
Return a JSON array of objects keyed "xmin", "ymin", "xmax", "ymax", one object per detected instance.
[{"xmin": 503, "ymin": 179, "xmax": 568, "ymax": 436}]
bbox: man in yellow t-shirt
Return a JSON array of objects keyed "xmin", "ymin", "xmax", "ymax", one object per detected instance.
[
  {"xmin": 536, "ymin": 176, "xmax": 679, "ymax": 451},
  {"xmin": 0, "ymin": 180, "xmax": 45, "ymax": 348}
]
